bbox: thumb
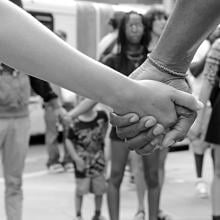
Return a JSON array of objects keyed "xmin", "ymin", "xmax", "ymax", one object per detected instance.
[
  {"xmin": 162, "ymin": 106, "xmax": 197, "ymax": 147},
  {"xmin": 172, "ymin": 90, "xmax": 203, "ymax": 112}
]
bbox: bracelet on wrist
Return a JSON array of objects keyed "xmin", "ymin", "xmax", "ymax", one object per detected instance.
[{"xmin": 147, "ymin": 55, "xmax": 187, "ymax": 78}]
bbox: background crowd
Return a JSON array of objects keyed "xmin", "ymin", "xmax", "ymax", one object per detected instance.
[{"xmin": 1, "ymin": 1, "xmax": 220, "ymax": 220}]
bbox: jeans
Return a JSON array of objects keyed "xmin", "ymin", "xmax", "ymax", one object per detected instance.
[{"xmin": 0, "ymin": 117, "xmax": 30, "ymax": 220}]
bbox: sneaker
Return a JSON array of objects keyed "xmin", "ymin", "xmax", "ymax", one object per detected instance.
[
  {"xmin": 195, "ymin": 180, "xmax": 209, "ymax": 198},
  {"xmin": 48, "ymin": 163, "xmax": 65, "ymax": 173},
  {"xmin": 133, "ymin": 210, "xmax": 145, "ymax": 220},
  {"xmin": 92, "ymin": 215, "xmax": 106, "ymax": 220},
  {"xmin": 64, "ymin": 162, "xmax": 74, "ymax": 173}
]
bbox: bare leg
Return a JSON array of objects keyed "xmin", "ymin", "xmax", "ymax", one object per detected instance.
[
  {"xmin": 142, "ymin": 150, "xmax": 160, "ymax": 220},
  {"xmin": 158, "ymin": 148, "xmax": 169, "ymax": 219},
  {"xmin": 107, "ymin": 140, "xmax": 129, "ymax": 220},
  {"xmin": 93, "ymin": 195, "xmax": 103, "ymax": 219},
  {"xmin": 75, "ymin": 191, "xmax": 83, "ymax": 218},
  {"xmin": 130, "ymin": 151, "xmax": 146, "ymax": 213}
]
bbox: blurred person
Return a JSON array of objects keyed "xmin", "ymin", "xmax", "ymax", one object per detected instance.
[
  {"xmin": 101, "ymin": 11, "xmax": 170, "ymax": 220},
  {"xmin": 0, "ymin": 1, "xmax": 66, "ymax": 220},
  {"xmin": 100, "ymin": 11, "xmax": 149, "ymax": 220},
  {"xmin": 0, "ymin": 61, "xmax": 64, "ymax": 220},
  {"xmin": 97, "ymin": 11, "xmax": 125, "ymax": 60},
  {"xmin": 190, "ymin": 35, "xmax": 220, "ymax": 220},
  {"xmin": 65, "ymin": 97, "xmax": 109, "ymax": 220},
  {"xmin": 189, "ymin": 26, "xmax": 220, "ymax": 198},
  {"xmin": 44, "ymin": 30, "xmax": 73, "ymax": 173}
]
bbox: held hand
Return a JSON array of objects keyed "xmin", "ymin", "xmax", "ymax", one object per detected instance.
[
  {"xmin": 111, "ymin": 61, "xmax": 202, "ymax": 153},
  {"xmin": 110, "ymin": 113, "xmax": 162, "ymax": 139},
  {"xmin": 110, "ymin": 113, "xmax": 165, "ymax": 155},
  {"xmin": 130, "ymin": 61, "xmax": 201, "ymax": 148},
  {"xmin": 113, "ymin": 80, "xmax": 202, "ymax": 152}
]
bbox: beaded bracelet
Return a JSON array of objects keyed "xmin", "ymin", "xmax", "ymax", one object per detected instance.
[{"xmin": 147, "ymin": 55, "xmax": 187, "ymax": 78}]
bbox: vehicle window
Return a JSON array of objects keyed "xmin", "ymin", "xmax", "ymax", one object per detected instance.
[{"xmin": 27, "ymin": 11, "xmax": 54, "ymax": 31}]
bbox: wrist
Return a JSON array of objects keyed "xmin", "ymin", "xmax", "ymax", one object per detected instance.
[
  {"xmin": 112, "ymin": 79, "xmax": 141, "ymax": 115},
  {"xmin": 147, "ymin": 55, "xmax": 187, "ymax": 78},
  {"xmin": 149, "ymin": 51, "xmax": 191, "ymax": 75},
  {"xmin": 139, "ymin": 59, "xmax": 185, "ymax": 82}
]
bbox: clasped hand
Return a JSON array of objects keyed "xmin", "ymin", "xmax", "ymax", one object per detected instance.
[{"xmin": 111, "ymin": 60, "xmax": 202, "ymax": 155}]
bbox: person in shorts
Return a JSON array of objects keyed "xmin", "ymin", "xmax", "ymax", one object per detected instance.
[{"xmin": 65, "ymin": 97, "xmax": 109, "ymax": 220}]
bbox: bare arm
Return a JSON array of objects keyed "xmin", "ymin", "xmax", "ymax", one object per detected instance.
[
  {"xmin": 151, "ymin": 0, "xmax": 220, "ymax": 73},
  {"xmin": 0, "ymin": 1, "xmax": 135, "ymax": 111},
  {"xmin": 69, "ymin": 99, "xmax": 97, "ymax": 119}
]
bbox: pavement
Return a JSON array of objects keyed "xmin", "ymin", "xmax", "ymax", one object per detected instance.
[{"xmin": 0, "ymin": 144, "xmax": 214, "ymax": 220}]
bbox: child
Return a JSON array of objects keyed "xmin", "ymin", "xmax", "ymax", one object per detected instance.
[{"xmin": 65, "ymin": 98, "xmax": 109, "ymax": 220}]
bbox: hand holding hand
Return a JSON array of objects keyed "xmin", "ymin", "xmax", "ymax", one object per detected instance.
[
  {"xmin": 111, "ymin": 60, "xmax": 202, "ymax": 154},
  {"xmin": 110, "ymin": 113, "xmax": 165, "ymax": 155}
]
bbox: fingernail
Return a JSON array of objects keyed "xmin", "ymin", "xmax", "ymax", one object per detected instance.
[
  {"xmin": 129, "ymin": 115, "xmax": 139, "ymax": 123},
  {"xmin": 145, "ymin": 119, "xmax": 154, "ymax": 128},
  {"xmin": 153, "ymin": 125, "xmax": 164, "ymax": 136},
  {"xmin": 196, "ymin": 100, "xmax": 204, "ymax": 110},
  {"xmin": 164, "ymin": 139, "xmax": 175, "ymax": 148}
]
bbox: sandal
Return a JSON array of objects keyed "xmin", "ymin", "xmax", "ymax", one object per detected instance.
[{"xmin": 133, "ymin": 210, "xmax": 145, "ymax": 220}]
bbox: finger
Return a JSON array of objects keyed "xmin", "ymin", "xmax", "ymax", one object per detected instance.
[
  {"xmin": 116, "ymin": 116, "xmax": 157, "ymax": 139},
  {"xmin": 135, "ymin": 135, "xmax": 163, "ymax": 155},
  {"xmin": 125, "ymin": 128, "xmax": 160, "ymax": 151},
  {"xmin": 110, "ymin": 112, "xmax": 139, "ymax": 127},
  {"xmin": 152, "ymin": 124, "xmax": 165, "ymax": 136},
  {"xmin": 172, "ymin": 90, "xmax": 203, "ymax": 111},
  {"xmin": 162, "ymin": 106, "xmax": 197, "ymax": 148},
  {"xmin": 135, "ymin": 143, "xmax": 156, "ymax": 155}
]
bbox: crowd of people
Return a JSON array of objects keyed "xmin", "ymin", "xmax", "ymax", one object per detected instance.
[{"xmin": 1, "ymin": 0, "xmax": 220, "ymax": 220}]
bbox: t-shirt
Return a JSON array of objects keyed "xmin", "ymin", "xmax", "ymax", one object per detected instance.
[{"xmin": 67, "ymin": 110, "xmax": 108, "ymax": 177}]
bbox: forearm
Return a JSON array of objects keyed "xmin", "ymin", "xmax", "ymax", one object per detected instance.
[
  {"xmin": 69, "ymin": 99, "xmax": 97, "ymax": 118},
  {"xmin": 151, "ymin": 0, "xmax": 220, "ymax": 73},
  {"xmin": 0, "ymin": 1, "xmax": 135, "ymax": 111},
  {"xmin": 196, "ymin": 79, "xmax": 212, "ymax": 130}
]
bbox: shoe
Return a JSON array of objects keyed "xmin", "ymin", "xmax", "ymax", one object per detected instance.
[
  {"xmin": 48, "ymin": 163, "xmax": 65, "ymax": 173},
  {"xmin": 64, "ymin": 162, "xmax": 74, "ymax": 173},
  {"xmin": 158, "ymin": 210, "xmax": 173, "ymax": 220},
  {"xmin": 92, "ymin": 215, "xmax": 106, "ymax": 220},
  {"xmin": 133, "ymin": 210, "xmax": 145, "ymax": 220},
  {"xmin": 195, "ymin": 180, "xmax": 209, "ymax": 198}
]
